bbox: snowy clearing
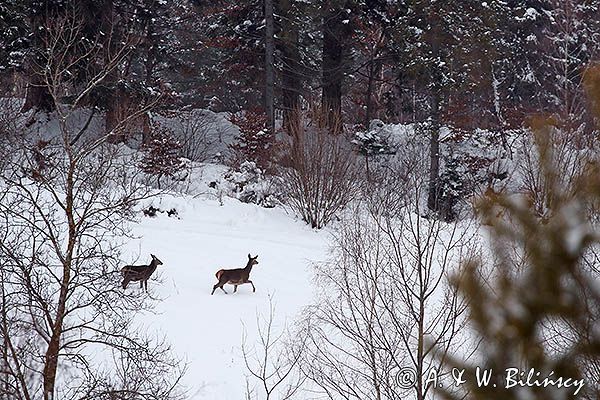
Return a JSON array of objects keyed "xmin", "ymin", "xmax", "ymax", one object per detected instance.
[{"xmin": 124, "ymin": 193, "xmax": 329, "ymax": 399}]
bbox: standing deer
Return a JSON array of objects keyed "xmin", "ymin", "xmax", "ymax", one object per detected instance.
[
  {"xmin": 121, "ymin": 254, "xmax": 164, "ymax": 292},
  {"xmin": 211, "ymin": 254, "xmax": 258, "ymax": 295}
]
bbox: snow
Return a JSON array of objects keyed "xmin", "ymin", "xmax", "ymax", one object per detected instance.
[
  {"xmin": 518, "ymin": 7, "xmax": 540, "ymax": 21},
  {"xmin": 123, "ymin": 175, "xmax": 328, "ymax": 399}
]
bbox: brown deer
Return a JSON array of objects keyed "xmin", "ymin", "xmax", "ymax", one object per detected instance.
[
  {"xmin": 211, "ymin": 254, "xmax": 258, "ymax": 295},
  {"xmin": 121, "ymin": 254, "xmax": 164, "ymax": 292}
]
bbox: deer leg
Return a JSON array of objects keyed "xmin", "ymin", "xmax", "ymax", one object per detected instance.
[
  {"xmin": 144, "ymin": 280, "xmax": 148, "ymax": 293},
  {"xmin": 212, "ymin": 282, "xmax": 228, "ymax": 295},
  {"xmin": 233, "ymin": 285, "xmax": 238, "ymax": 293},
  {"xmin": 247, "ymin": 280, "xmax": 256, "ymax": 293},
  {"xmin": 139, "ymin": 280, "xmax": 143, "ymax": 289},
  {"xmin": 121, "ymin": 278, "xmax": 130, "ymax": 289}
]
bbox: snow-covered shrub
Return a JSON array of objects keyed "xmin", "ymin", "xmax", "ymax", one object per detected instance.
[
  {"xmin": 153, "ymin": 109, "xmax": 236, "ymax": 162},
  {"xmin": 222, "ymin": 161, "xmax": 281, "ymax": 208},
  {"xmin": 517, "ymin": 118, "xmax": 599, "ymax": 219},
  {"xmin": 175, "ymin": 111, "xmax": 220, "ymax": 162},
  {"xmin": 351, "ymin": 119, "xmax": 396, "ymax": 155}
]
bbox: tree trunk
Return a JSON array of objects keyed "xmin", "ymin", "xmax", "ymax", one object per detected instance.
[
  {"xmin": 321, "ymin": 1, "xmax": 346, "ymax": 134},
  {"xmin": 278, "ymin": 0, "xmax": 302, "ymax": 133},
  {"xmin": 43, "ymin": 161, "xmax": 77, "ymax": 400},
  {"xmin": 416, "ymin": 292, "xmax": 425, "ymax": 400},
  {"xmin": 1, "ymin": 280, "xmax": 9, "ymax": 399},
  {"xmin": 101, "ymin": 0, "xmax": 126, "ymax": 143},
  {"xmin": 427, "ymin": 21, "xmax": 442, "ymax": 214},
  {"xmin": 21, "ymin": 9, "xmax": 53, "ymax": 113},
  {"xmin": 141, "ymin": 112, "xmax": 152, "ymax": 145},
  {"xmin": 22, "ymin": 83, "xmax": 54, "ymax": 114},
  {"xmin": 427, "ymin": 92, "xmax": 441, "ymax": 213},
  {"xmin": 142, "ymin": 19, "xmax": 155, "ymax": 146},
  {"xmin": 265, "ymin": 0, "xmax": 275, "ymax": 134},
  {"xmin": 106, "ymin": 86, "xmax": 128, "ymax": 143},
  {"xmin": 365, "ymin": 61, "xmax": 380, "ymax": 129}
]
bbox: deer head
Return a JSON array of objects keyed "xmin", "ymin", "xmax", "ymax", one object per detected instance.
[
  {"xmin": 151, "ymin": 254, "xmax": 164, "ymax": 266},
  {"xmin": 247, "ymin": 254, "xmax": 259, "ymax": 267}
]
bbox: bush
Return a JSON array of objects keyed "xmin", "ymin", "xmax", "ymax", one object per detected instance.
[
  {"xmin": 351, "ymin": 119, "xmax": 396, "ymax": 156},
  {"xmin": 281, "ymin": 117, "xmax": 360, "ymax": 229},
  {"xmin": 228, "ymin": 108, "xmax": 277, "ymax": 171},
  {"xmin": 222, "ymin": 161, "xmax": 281, "ymax": 208},
  {"xmin": 139, "ymin": 122, "xmax": 186, "ymax": 188}
]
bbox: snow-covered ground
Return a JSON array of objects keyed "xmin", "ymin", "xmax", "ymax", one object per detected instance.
[{"xmin": 123, "ymin": 189, "xmax": 329, "ymax": 399}]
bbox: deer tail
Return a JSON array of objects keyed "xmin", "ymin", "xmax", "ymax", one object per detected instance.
[{"xmin": 215, "ymin": 269, "xmax": 224, "ymax": 280}]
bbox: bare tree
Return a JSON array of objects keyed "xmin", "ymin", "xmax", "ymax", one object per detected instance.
[
  {"xmin": 297, "ymin": 167, "xmax": 474, "ymax": 400},
  {"xmin": 242, "ymin": 298, "xmax": 306, "ymax": 400},
  {"xmin": 519, "ymin": 117, "xmax": 597, "ymax": 219},
  {"xmin": 0, "ymin": 8, "xmax": 184, "ymax": 400},
  {"xmin": 174, "ymin": 110, "xmax": 222, "ymax": 162}
]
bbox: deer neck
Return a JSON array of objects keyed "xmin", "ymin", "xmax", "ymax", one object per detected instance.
[{"xmin": 244, "ymin": 262, "xmax": 254, "ymax": 274}]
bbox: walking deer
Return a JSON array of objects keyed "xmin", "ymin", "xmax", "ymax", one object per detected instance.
[
  {"xmin": 121, "ymin": 254, "xmax": 164, "ymax": 292},
  {"xmin": 211, "ymin": 254, "xmax": 258, "ymax": 295}
]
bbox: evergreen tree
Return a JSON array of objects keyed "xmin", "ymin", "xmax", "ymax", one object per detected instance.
[
  {"xmin": 188, "ymin": 0, "xmax": 265, "ymax": 111},
  {"xmin": 321, "ymin": 0, "xmax": 357, "ymax": 133},
  {"xmin": 0, "ymin": 0, "xmax": 29, "ymax": 75}
]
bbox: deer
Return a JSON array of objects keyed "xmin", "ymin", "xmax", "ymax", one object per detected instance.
[
  {"xmin": 211, "ymin": 254, "xmax": 258, "ymax": 295},
  {"xmin": 121, "ymin": 254, "xmax": 164, "ymax": 292}
]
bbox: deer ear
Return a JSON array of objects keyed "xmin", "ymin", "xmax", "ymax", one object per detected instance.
[
  {"xmin": 248, "ymin": 253, "xmax": 251, "ymax": 259},
  {"xmin": 151, "ymin": 254, "xmax": 156, "ymax": 259}
]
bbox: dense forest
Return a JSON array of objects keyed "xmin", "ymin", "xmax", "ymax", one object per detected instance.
[{"xmin": 2, "ymin": 0, "xmax": 600, "ymax": 220}]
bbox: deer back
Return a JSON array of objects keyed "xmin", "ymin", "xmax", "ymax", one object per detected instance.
[
  {"xmin": 122, "ymin": 257, "xmax": 161, "ymax": 280},
  {"xmin": 217, "ymin": 255, "xmax": 258, "ymax": 283},
  {"xmin": 218, "ymin": 268, "xmax": 249, "ymax": 283}
]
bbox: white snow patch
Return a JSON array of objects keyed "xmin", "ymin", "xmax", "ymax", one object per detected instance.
[{"xmin": 125, "ymin": 191, "xmax": 328, "ymax": 399}]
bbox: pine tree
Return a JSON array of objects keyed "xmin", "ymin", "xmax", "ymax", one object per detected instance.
[
  {"xmin": 0, "ymin": 0, "xmax": 29, "ymax": 75},
  {"xmin": 189, "ymin": 0, "xmax": 265, "ymax": 111},
  {"xmin": 321, "ymin": 0, "xmax": 358, "ymax": 133}
]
